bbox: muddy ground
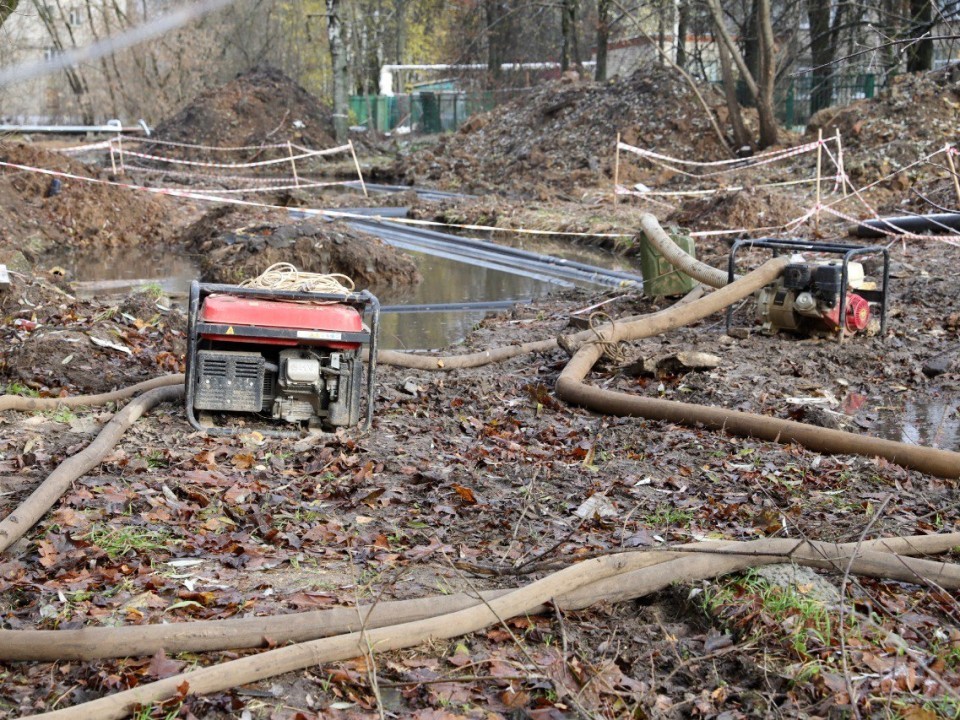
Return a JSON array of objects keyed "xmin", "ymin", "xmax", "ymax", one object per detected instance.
[{"xmin": 1, "ymin": 63, "xmax": 960, "ymax": 720}]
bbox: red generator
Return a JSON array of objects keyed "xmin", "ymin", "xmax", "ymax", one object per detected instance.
[{"xmin": 185, "ymin": 282, "xmax": 379, "ymax": 435}]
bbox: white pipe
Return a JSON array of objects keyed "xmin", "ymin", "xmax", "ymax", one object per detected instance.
[
  {"xmin": 0, "ymin": 119, "xmax": 151, "ymax": 135},
  {"xmin": 379, "ymin": 62, "xmax": 597, "ymax": 96}
]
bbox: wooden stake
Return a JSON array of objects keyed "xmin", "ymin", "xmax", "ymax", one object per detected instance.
[
  {"xmin": 835, "ymin": 128, "xmax": 847, "ymax": 197},
  {"xmin": 115, "ymin": 133, "xmax": 124, "ymax": 175},
  {"xmin": 108, "ymin": 140, "xmax": 117, "ymax": 176},
  {"xmin": 287, "ymin": 141, "xmax": 300, "ymax": 188},
  {"xmin": 613, "ymin": 133, "xmax": 621, "ymax": 206},
  {"xmin": 349, "ymin": 139, "xmax": 368, "ymax": 198},
  {"xmin": 815, "ymin": 128, "xmax": 823, "ymax": 231},
  {"xmin": 946, "ymin": 144, "xmax": 960, "ymax": 208}
]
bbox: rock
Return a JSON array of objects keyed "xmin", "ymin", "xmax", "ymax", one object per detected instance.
[
  {"xmin": 655, "ymin": 351, "xmax": 722, "ymax": 377},
  {"xmin": 0, "ymin": 251, "xmax": 32, "ymax": 275},
  {"xmin": 754, "ymin": 564, "xmax": 841, "ymax": 606},
  {"xmin": 0, "ymin": 264, "xmax": 8, "ymax": 291},
  {"xmin": 922, "ymin": 346, "xmax": 959, "ymax": 377}
]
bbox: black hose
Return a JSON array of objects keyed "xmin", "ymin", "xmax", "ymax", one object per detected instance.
[{"xmin": 850, "ymin": 213, "xmax": 960, "ymax": 238}]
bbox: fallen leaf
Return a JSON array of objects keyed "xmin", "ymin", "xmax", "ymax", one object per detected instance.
[
  {"xmin": 148, "ymin": 649, "xmax": 185, "ymax": 679},
  {"xmin": 452, "ymin": 484, "xmax": 477, "ymax": 504}
]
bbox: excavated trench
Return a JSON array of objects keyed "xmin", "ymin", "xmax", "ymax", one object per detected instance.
[{"xmin": 47, "ymin": 220, "xmax": 642, "ymax": 351}]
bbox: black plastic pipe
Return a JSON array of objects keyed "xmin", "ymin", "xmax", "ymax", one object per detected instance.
[
  {"xmin": 850, "ymin": 213, "xmax": 960, "ymax": 238},
  {"xmin": 351, "ymin": 218, "xmax": 644, "ymax": 289}
]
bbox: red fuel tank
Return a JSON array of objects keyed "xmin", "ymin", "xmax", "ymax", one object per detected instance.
[{"xmin": 199, "ymin": 295, "xmax": 364, "ymax": 349}]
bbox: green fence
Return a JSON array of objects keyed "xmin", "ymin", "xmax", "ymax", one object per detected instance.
[
  {"xmin": 779, "ymin": 72, "xmax": 881, "ymax": 127},
  {"xmin": 349, "ymin": 90, "xmax": 529, "ymax": 135},
  {"xmin": 351, "ymin": 73, "xmax": 882, "ymax": 135}
]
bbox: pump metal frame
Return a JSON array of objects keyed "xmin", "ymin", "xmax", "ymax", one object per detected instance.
[{"xmin": 726, "ymin": 238, "xmax": 890, "ymax": 341}]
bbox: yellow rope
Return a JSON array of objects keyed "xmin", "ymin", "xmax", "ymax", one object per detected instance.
[
  {"xmin": 588, "ymin": 312, "xmax": 627, "ymax": 363},
  {"xmin": 240, "ymin": 262, "xmax": 355, "ymax": 295}
]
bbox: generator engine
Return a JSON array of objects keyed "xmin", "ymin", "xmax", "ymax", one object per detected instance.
[
  {"xmin": 185, "ymin": 282, "xmax": 379, "ymax": 435},
  {"xmin": 756, "ymin": 260, "xmax": 871, "ymax": 336}
]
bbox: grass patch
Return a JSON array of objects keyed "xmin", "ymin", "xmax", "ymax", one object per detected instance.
[
  {"xmin": 2, "ymin": 382, "xmax": 39, "ymax": 397},
  {"xmin": 644, "ymin": 505, "xmax": 693, "ymax": 527},
  {"xmin": 80, "ymin": 523, "xmax": 177, "ymax": 560}
]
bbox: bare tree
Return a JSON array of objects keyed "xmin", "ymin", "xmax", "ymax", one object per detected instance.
[
  {"xmin": 807, "ymin": 0, "xmax": 847, "ymax": 113},
  {"xmin": 906, "ymin": 0, "xmax": 935, "ymax": 71},
  {"xmin": 0, "ymin": 0, "xmax": 19, "ymax": 27},
  {"xmin": 706, "ymin": 0, "xmax": 779, "ymax": 147},
  {"xmin": 561, "ymin": 0, "xmax": 581, "ymax": 71},
  {"xmin": 327, "ymin": 0, "xmax": 349, "ymax": 141},
  {"xmin": 32, "ymin": 0, "xmax": 94, "ymax": 123},
  {"xmin": 595, "ymin": 0, "xmax": 611, "ymax": 79}
]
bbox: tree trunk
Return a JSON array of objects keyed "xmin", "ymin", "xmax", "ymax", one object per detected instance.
[
  {"xmin": 881, "ymin": 0, "xmax": 900, "ymax": 77},
  {"xmin": 906, "ymin": 0, "xmax": 934, "ymax": 72},
  {"xmin": 595, "ymin": 0, "xmax": 611, "ymax": 80},
  {"xmin": 326, "ymin": 0, "xmax": 349, "ymax": 142},
  {"xmin": 0, "ymin": 0, "xmax": 19, "ymax": 27},
  {"xmin": 485, "ymin": 0, "xmax": 503, "ymax": 81},
  {"xmin": 675, "ymin": 0, "xmax": 689, "ymax": 69},
  {"xmin": 561, "ymin": 0, "xmax": 579, "ymax": 71},
  {"xmin": 807, "ymin": 0, "xmax": 833, "ymax": 114},
  {"xmin": 32, "ymin": 0, "xmax": 94, "ymax": 123},
  {"xmin": 718, "ymin": 38, "xmax": 751, "ymax": 149},
  {"xmin": 393, "ymin": 0, "xmax": 408, "ymax": 64},
  {"xmin": 756, "ymin": 0, "xmax": 778, "ymax": 147},
  {"xmin": 740, "ymin": 0, "xmax": 760, "ymax": 105}
]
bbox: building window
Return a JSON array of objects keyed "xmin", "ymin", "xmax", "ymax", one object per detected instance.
[
  {"xmin": 69, "ymin": 8, "xmax": 83, "ymax": 26},
  {"xmin": 43, "ymin": 46, "xmax": 60, "ymax": 62}
]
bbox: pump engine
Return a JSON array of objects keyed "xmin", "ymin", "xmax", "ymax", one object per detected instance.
[{"xmin": 756, "ymin": 260, "xmax": 871, "ymax": 336}]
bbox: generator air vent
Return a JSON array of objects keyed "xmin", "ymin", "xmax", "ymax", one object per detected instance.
[
  {"xmin": 203, "ymin": 358, "xmax": 228, "ymax": 377},
  {"xmin": 194, "ymin": 350, "xmax": 265, "ymax": 412}
]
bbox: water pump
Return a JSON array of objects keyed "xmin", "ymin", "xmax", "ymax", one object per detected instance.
[
  {"xmin": 726, "ymin": 239, "xmax": 889, "ymax": 340},
  {"xmin": 756, "ymin": 260, "xmax": 871, "ymax": 335}
]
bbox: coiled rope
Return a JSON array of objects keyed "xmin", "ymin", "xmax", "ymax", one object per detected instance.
[{"xmin": 239, "ymin": 262, "xmax": 355, "ymax": 295}]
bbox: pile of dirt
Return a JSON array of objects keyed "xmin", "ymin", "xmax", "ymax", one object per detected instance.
[
  {"xmin": 0, "ymin": 273, "xmax": 185, "ymax": 394},
  {"xmin": 151, "ymin": 66, "xmax": 337, "ymax": 158},
  {"xmin": 667, "ymin": 186, "xmax": 809, "ymax": 233},
  {"xmin": 396, "ymin": 64, "xmax": 730, "ymax": 197},
  {"xmin": 807, "ymin": 63, "xmax": 960, "ymax": 193},
  {"xmin": 181, "ymin": 206, "xmax": 422, "ymax": 292},
  {"xmin": 0, "ymin": 143, "xmax": 176, "ymax": 271}
]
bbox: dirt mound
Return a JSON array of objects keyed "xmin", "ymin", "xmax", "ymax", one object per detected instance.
[
  {"xmin": 0, "ymin": 143, "xmax": 175, "ymax": 270},
  {"xmin": 0, "ymin": 273, "xmax": 185, "ymax": 394},
  {"xmin": 397, "ymin": 64, "xmax": 729, "ymax": 197},
  {"xmin": 807, "ymin": 64, "xmax": 960, "ymax": 189},
  {"xmin": 152, "ymin": 66, "xmax": 336, "ymax": 157},
  {"xmin": 668, "ymin": 187, "xmax": 809, "ymax": 233},
  {"xmin": 181, "ymin": 206, "xmax": 422, "ymax": 292}
]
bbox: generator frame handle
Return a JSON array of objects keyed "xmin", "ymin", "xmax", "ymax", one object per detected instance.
[
  {"xmin": 725, "ymin": 238, "xmax": 889, "ymax": 341},
  {"xmin": 185, "ymin": 281, "xmax": 380, "ymax": 436}
]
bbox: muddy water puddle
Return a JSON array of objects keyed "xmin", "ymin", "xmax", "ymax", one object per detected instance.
[
  {"xmin": 856, "ymin": 392, "xmax": 960, "ymax": 451},
  {"xmin": 48, "ymin": 240, "xmax": 617, "ymax": 350}
]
